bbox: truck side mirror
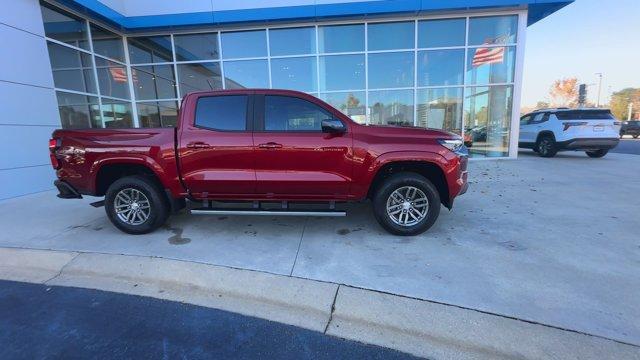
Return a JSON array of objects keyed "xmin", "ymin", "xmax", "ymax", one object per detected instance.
[{"xmin": 321, "ymin": 119, "xmax": 346, "ymax": 134}]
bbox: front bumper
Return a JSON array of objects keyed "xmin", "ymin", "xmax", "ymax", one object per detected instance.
[
  {"xmin": 54, "ymin": 180, "xmax": 82, "ymax": 199},
  {"xmin": 559, "ymin": 138, "xmax": 619, "ymax": 150}
]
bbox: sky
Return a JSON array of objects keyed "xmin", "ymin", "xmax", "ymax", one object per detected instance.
[{"xmin": 522, "ymin": 0, "xmax": 640, "ymax": 107}]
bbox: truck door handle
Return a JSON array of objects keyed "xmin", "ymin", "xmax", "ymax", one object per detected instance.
[
  {"xmin": 186, "ymin": 142, "xmax": 210, "ymax": 149},
  {"xmin": 258, "ymin": 142, "xmax": 283, "ymax": 149}
]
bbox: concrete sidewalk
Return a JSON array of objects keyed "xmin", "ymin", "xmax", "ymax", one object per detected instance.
[
  {"xmin": 1, "ymin": 247, "xmax": 638, "ymax": 360},
  {"xmin": 0, "ymin": 152, "xmax": 639, "ymax": 347}
]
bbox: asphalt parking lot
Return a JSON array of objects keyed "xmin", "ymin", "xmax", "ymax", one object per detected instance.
[{"xmin": 0, "ymin": 151, "xmax": 638, "ymax": 346}]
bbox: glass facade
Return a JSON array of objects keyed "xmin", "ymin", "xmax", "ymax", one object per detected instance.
[{"xmin": 41, "ymin": 2, "xmax": 521, "ymax": 157}]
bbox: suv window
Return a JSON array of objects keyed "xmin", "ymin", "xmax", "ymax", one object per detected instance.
[
  {"xmin": 264, "ymin": 95, "xmax": 333, "ymax": 131},
  {"xmin": 555, "ymin": 110, "xmax": 614, "ymax": 120},
  {"xmin": 195, "ymin": 95, "xmax": 248, "ymax": 131},
  {"xmin": 520, "ymin": 115, "xmax": 531, "ymax": 125},
  {"xmin": 530, "ymin": 113, "xmax": 546, "ymax": 124}
]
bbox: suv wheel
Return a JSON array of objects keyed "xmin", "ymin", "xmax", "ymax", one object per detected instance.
[
  {"xmin": 585, "ymin": 149, "xmax": 609, "ymax": 158},
  {"xmin": 536, "ymin": 135, "xmax": 558, "ymax": 158},
  {"xmin": 105, "ymin": 175, "xmax": 169, "ymax": 234},
  {"xmin": 372, "ymin": 173, "xmax": 440, "ymax": 236}
]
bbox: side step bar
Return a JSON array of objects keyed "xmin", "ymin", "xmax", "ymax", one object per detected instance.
[{"xmin": 190, "ymin": 208, "xmax": 346, "ymax": 217}]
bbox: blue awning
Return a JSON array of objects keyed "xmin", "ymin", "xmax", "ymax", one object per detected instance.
[{"xmin": 56, "ymin": 0, "xmax": 573, "ymax": 31}]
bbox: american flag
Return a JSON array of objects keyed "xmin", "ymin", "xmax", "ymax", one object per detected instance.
[
  {"xmin": 109, "ymin": 67, "xmax": 138, "ymax": 84},
  {"xmin": 472, "ymin": 46, "xmax": 505, "ymax": 67}
]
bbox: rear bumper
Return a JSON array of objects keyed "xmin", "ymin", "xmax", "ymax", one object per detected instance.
[
  {"xmin": 54, "ymin": 180, "xmax": 82, "ymax": 199},
  {"xmin": 558, "ymin": 138, "xmax": 619, "ymax": 150}
]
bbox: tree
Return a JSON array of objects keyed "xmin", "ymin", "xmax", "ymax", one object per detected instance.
[
  {"xmin": 609, "ymin": 88, "xmax": 640, "ymax": 120},
  {"xmin": 535, "ymin": 101, "xmax": 550, "ymax": 110},
  {"xmin": 549, "ymin": 78, "xmax": 578, "ymax": 107}
]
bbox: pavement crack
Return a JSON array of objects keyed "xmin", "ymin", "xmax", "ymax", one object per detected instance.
[
  {"xmin": 43, "ymin": 252, "xmax": 80, "ymax": 284},
  {"xmin": 289, "ymin": 218, "xmax": 307, "ymax": 276},
  {"xmin": 324, "ymin": 285, "xmax": 340, "ymax": 334}
]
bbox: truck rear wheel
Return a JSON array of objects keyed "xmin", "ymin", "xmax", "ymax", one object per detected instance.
[
  {"xmin": 372, "ymin": 172, "xmax": 441, "ymax": 236},
  {"xmin": 105, "ymin": 175, "xmax": 169, "ymax": 234}
]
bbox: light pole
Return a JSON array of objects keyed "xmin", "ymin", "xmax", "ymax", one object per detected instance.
[{"xmin": 595, "ymin": 73, "xmax": 603, "ymax": 107}]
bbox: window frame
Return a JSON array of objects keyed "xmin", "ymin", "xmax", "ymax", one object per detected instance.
[
  {"xmin": 192, "ymin": 94, "xmax": 253, "ymax": 132},
  {"xmin": 253, "ymin": 94, "xmax": 345, "ymax": 133}
]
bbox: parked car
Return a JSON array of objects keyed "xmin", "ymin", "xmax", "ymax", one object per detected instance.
[
  {"xmin": 518, "ymin": 108, "xmax": 620, "ymax": 158},
  {"xmin": 620, "ymin": 120, "xmax": 640, "ymax": 138},
  {"xmin": 50, "ymin": 89, "xmax": 468, "ymax": 236}
]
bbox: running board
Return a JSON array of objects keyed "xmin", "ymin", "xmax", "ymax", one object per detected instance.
[{"xmin": 190, "ymin": 208, "xmax": 346, "ymax": 217}]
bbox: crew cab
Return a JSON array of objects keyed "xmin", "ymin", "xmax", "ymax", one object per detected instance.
[
  {"xmin": 50, "ymin": 89, "xmax": 468, "ymax": 236},
  {"xmin": 519, "ymin": 108, "xmax": 620, "ymax": 158}
]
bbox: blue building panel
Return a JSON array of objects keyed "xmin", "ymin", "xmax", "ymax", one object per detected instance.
[{"xmin": 58, "ymin": 0, "xmax": 572, "ymax": 31}]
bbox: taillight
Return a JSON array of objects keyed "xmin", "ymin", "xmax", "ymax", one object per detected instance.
[
  {"xmin": 49, "ymin": 138, "xmax": 60, "ymax": 169},
  {"xmin": 562, "ymin": 121, "xmax": 587, "ymax": 131}
]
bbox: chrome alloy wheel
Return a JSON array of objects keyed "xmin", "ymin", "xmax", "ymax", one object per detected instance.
[
  {"xmin": 114, "ymin": 188, "xmax": 151, "ymax": 225},
  {"xmin": 386, "ymin": 186, "xmax": 429, "ymax": 227}
]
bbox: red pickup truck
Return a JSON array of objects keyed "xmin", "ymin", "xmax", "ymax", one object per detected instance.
[{"xmin": 50, "ymin": 89, "xmax": 468, "ymax": 236}]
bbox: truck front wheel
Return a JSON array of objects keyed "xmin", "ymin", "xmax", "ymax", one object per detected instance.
[
  {"xmin": 372, "ymin": 173, "xmax": 441, "ymax": 236},
  {"xmin": 105, "ymin": 175, "xmax": 169, "ymax": 234}
]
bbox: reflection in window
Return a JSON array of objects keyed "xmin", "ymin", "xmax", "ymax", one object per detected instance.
[
  {"xmin": 368, "ymin": 52, "xmax": 414, "ymax": 89},
  {"xmin": 90, "ymin": 24, "xmax": 125, "ymax": 62},
  {"xmin": 128, "ymin": 36, "xmax": 173, "ymax": 64},
  {"xmin": 368, "ymin": 21, "xmax": 414, "ymax": 51},
  {"xmin": 416, "ymin": 88, "xmax": 463, "ymax": 133},
  {"xmin": 56, "ymin": 91, "xmax": 101, "ymax": 129},
  {"xmin": 137, "ymin": 101, "xmax": 178, "ymax": 127},
  {"xmin": 466, "ymin": 46, "xmax": 515, "ymax": 85},
  {"xmin": 269, "ymin": 27, "xmax": 316, "ymax": 56},
  {"xmin": 468, "ymin": 16, "xmax": 518, "ymax": 46},
  {"xmin": 264, "ymin": 96, "xmax": 331, "ymax": 131},
  {"xmin": 418, "ymin": 18, "xmax": 466, "ymax": 48},
  {"xmin": 320, "ymin": 92, "xmax": 366, "ymax": 124},
  {"xmin": 223, "ymin": 60, "xmax": 269, "ymax": 89},
  {"xmin": 417, "ymin": 49, "xmax": 464, "ymax": 86},
  {"xmin": 318, "ymin": 24, "xmax": 364, "ymax": 53},
  {"xmin": 221, "ymin": 30, "xmax": 267, "ymax": 59},
  {"xmin": 318, "ymin": 55, "xmax": 365, "ymax": 91},
  {"xmin": 101, "ymin": 99, "xmax": 133, "ymax": 128},
  {"xmin": 47, "ymin": 42, "xmax": 96, "ymax": 93},
  {"xmin": 95, "ymin": 57, "xmax": 130, "ymax": 99},
  {"xmin": 271, "ymin": 57, "xmax": 317, "ymax": 92},
  {"xmin": 368, "ymin": 89, "xmax": 414, "ymax": 126},
  {"xmin": 132, "ymin": 65, "xmax": 176, "ymax": 100},
  {"xmin": 464, "ymin": 86, "xmax": 513, "ymax": 157},
  {"xmin": 40, "ymin": 3, "xmax": 89, "ymax": 50},
  {"xmin": 174, "ymin": 33, "xmax": 219, "ymax": 61},
  {"xmin": 177, "ymin": 63, "xmax": 223, "ymax": 94}
]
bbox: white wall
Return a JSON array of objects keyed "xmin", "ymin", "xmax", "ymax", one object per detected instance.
[{"xmin": 0, "ymin": 0, "xmax": 59, "ymax": 200}]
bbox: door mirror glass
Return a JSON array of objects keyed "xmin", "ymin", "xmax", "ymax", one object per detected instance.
[{"xmin": 321, "ymin": 119, "xmax": 346, "ymax": 133}]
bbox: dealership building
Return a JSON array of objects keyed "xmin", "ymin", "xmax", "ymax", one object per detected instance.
[{"xmin": 0, "ymin": 0, "xmax": 571, "ymax": 200}]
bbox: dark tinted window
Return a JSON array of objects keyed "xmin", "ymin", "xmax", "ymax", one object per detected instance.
[
  {"xmin": 555, "ymin": 110, "xmax": 614, "ymax": 120},
  {"xmin": 195, "ymin": 95, "xmax": 247, "ymax": 130},
  {"xmin": 264, "ymin": 96, "xmax": 332, "ymax": 131}
]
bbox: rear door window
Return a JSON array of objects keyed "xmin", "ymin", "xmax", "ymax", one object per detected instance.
[{"xmin": 195, "ymin": 95, "xmax": 248, "ymax": 130}]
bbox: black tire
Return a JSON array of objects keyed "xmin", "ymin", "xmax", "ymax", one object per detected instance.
[
  {"xmin": 619, "ymin": 131, "xmax": 625, "ymax": 138},
  {"xmin": 536, "ymin": 135, "xmax": 558, "ymax": 158},
  {"xmin": 585, "ymin": 149, "xmax": 609, "ymax": 158},
  {"xmin": 633, "ymin": 135, "xmax": 639, "ymax": 139},
  {"xmin": 105, "ymin": 175, "xmax": 170, "ymax": 234},
  {"xmin": 372, "ymin": 172, "xmax": 441, "ymax": 236}
]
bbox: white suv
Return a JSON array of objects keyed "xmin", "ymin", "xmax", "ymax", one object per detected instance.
[{"xmin": 519, "ymin": 108, "xmax": 620, "ymax": 158}]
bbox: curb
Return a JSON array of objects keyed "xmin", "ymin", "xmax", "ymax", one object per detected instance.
[{"xmin": 1, "ymin": 247, "xmax": 638, "ymax": 359}]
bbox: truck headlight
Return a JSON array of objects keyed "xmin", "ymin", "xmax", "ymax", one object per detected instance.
[{"xmin": 438, "ymin": 139, "xmax": 464, "ymax": 152}]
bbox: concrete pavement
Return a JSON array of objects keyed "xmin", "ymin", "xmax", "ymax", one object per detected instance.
[
  {"xmin": 1, "ymin": 247, "xmax": 638, "ymax": 359},
  {"xmin": 0, "ymin": 152, "xmax": 639, "ymax": 349}
]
